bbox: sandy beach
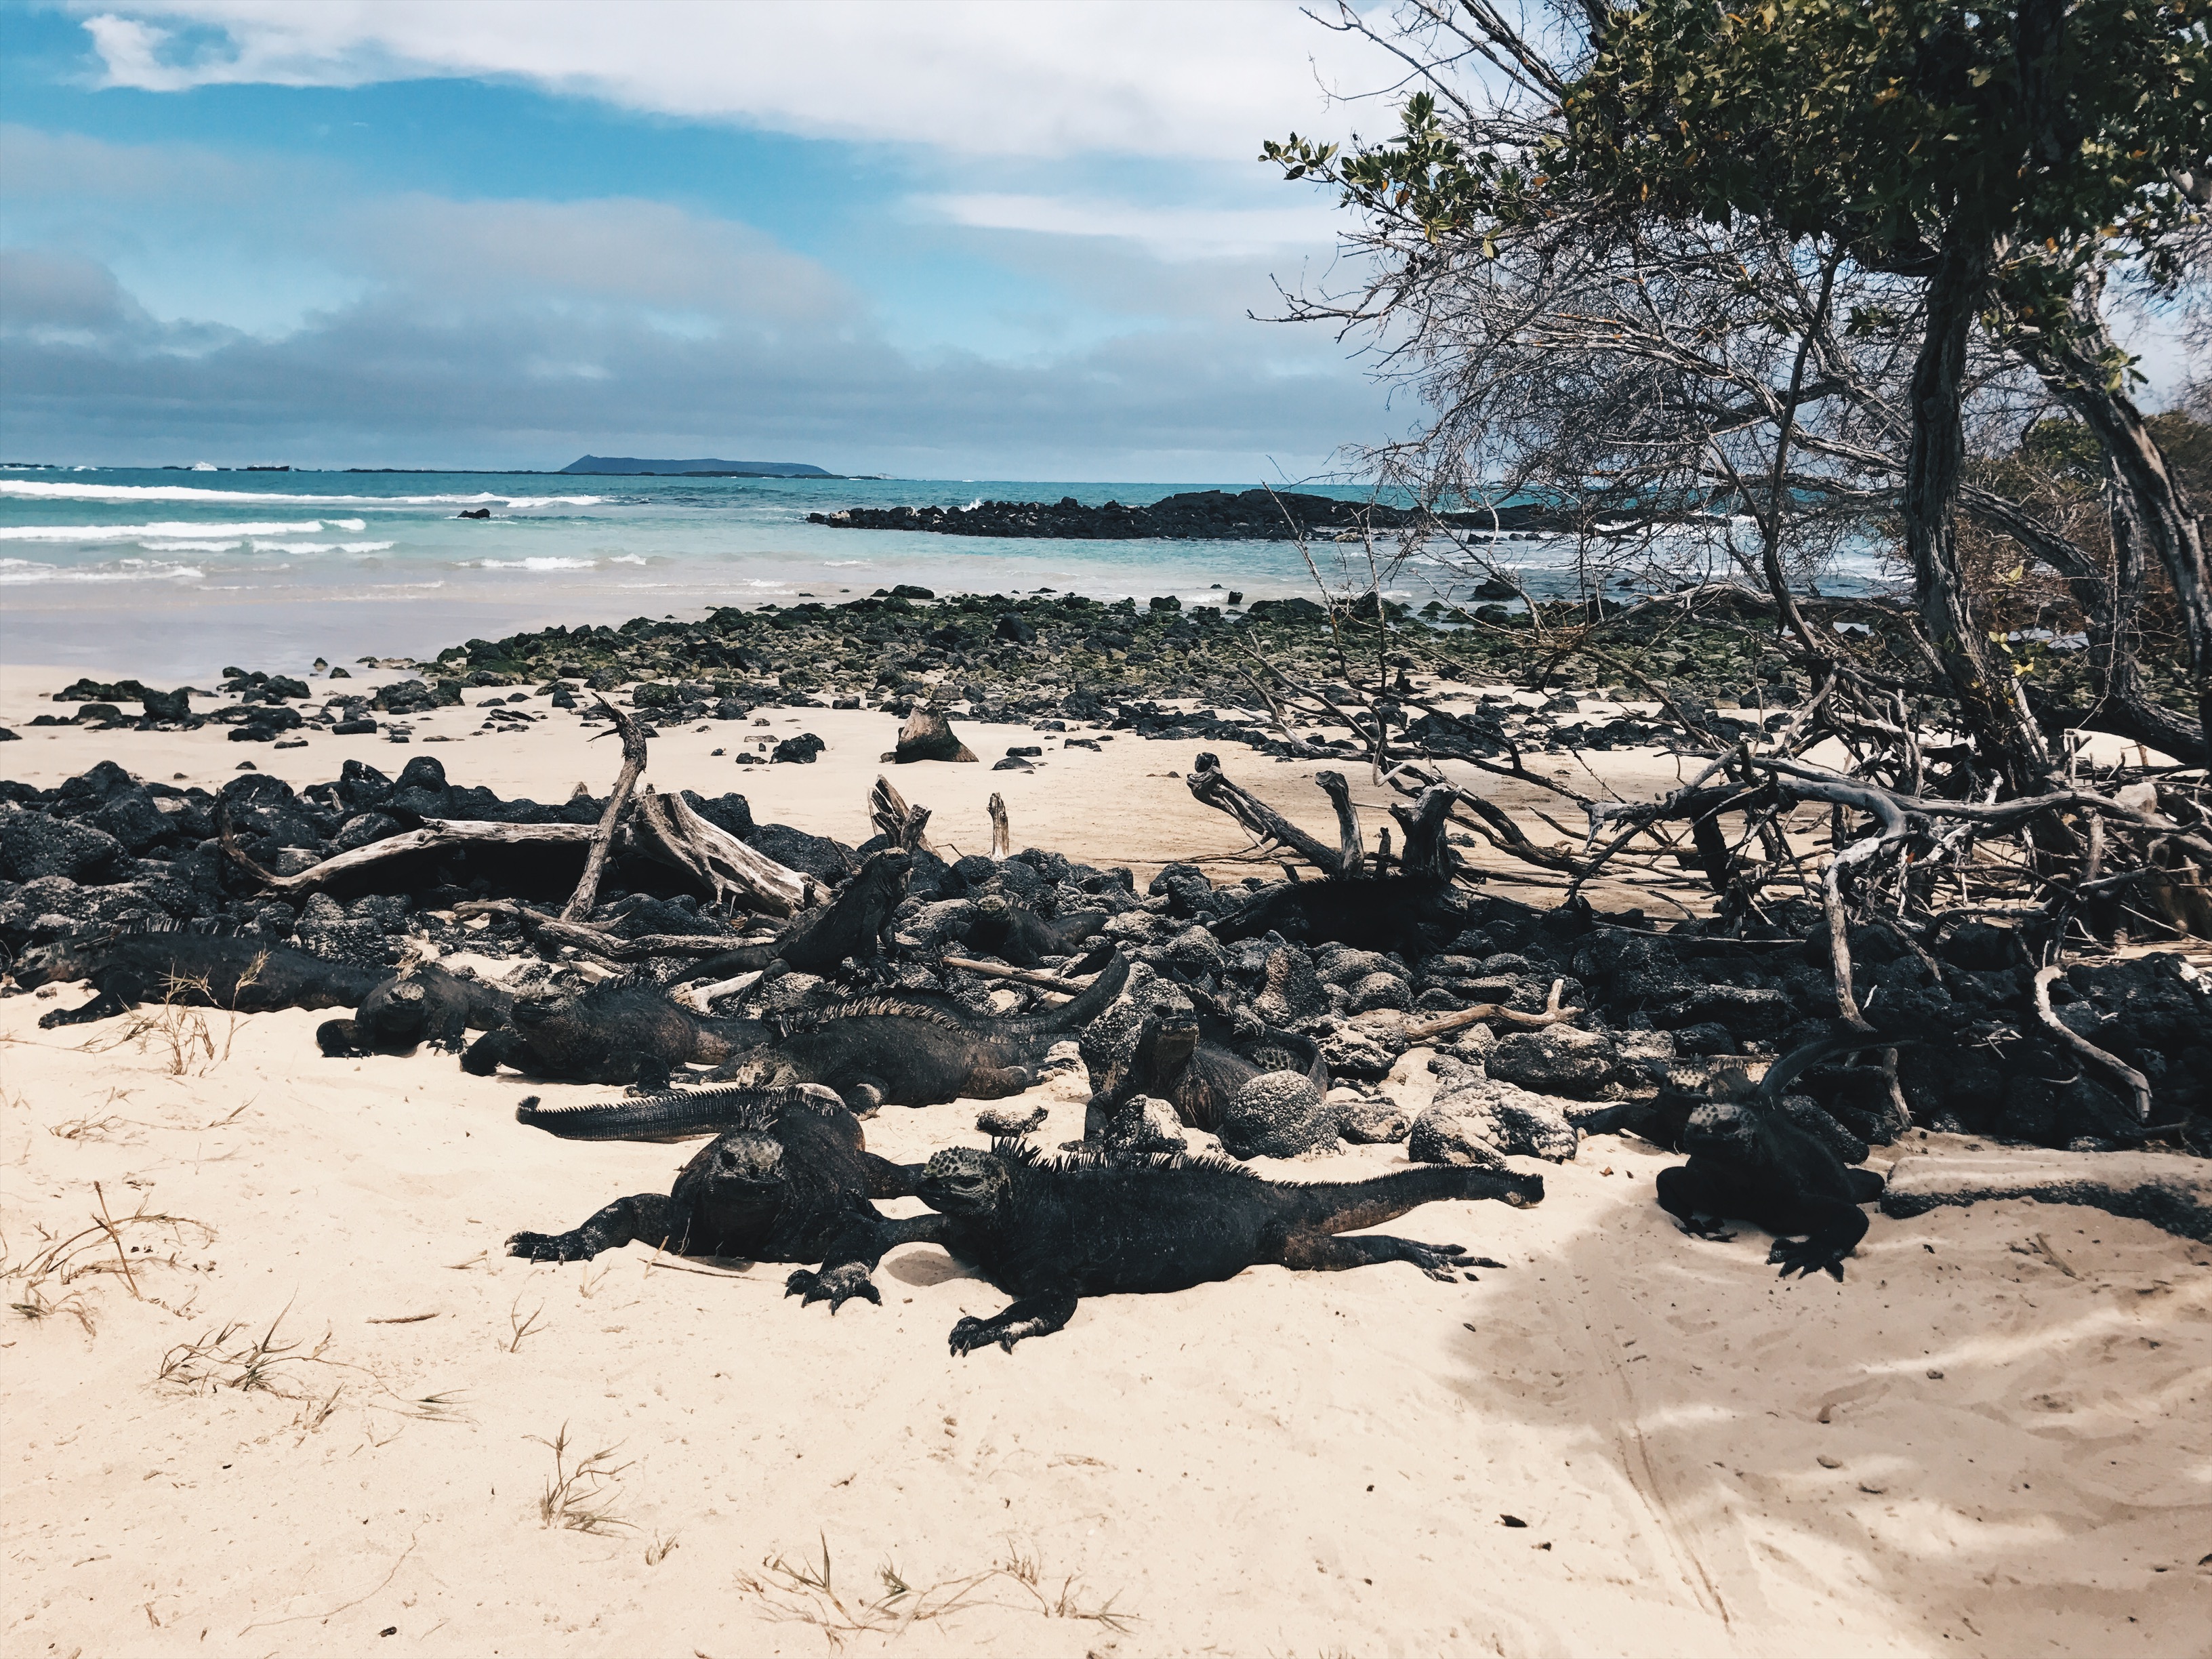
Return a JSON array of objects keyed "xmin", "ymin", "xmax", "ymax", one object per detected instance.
[{"xmin": 5, "ymin": 668, "xmax": 2210, "ymax": 1656}]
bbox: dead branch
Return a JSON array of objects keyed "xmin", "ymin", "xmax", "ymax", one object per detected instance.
[
  {"xmin": 2032, "ymin": 966, "xmax": 2154, "ymax": 1122},
  {"xmin": 1313, "ymin": 771, "xmax": 1368, "ymax": 875},
  {"xmin": 562, "ymin": 696, "xmax": 650, "ymax": 920},
  {"xmin": 1404, "ymin": 977, "xmax": 1576, "ymax": 1041},
  {"xmin": 1185, "ymin": 752, "xmax": 1347, "ymax": 874},
  {"xmin": 869, "ymin": 775, "xmax": 935, "ymax": 853},
  {"xmin": 987, "ymin": 792, "xmax": 1011, "ymax": 860}
]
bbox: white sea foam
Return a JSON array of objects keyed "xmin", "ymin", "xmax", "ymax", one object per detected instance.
[
  {"xmin": 0, "ymin": 518, "xmax": 331, "ymax": 541},
  {"xmin": 608, "ymin": 554, "xmax": 648, "ymax": 565},
  {"xmin": 0, "ymin": 557, "xmax": 205, "ymax": 585},
  {"xmin": 243, "ymin": 539, "xmax": 396, "ymax": 555},
  {"xmin": 0, "ymin": 481, "xmax": 602, "ymax": 507},
  {"xmin": 138, "ymin": 539, "xmax": 241, "ymax": 553},
  {"xmin": 469, "ymin": 556, "xmax": 595, "ymax": 571}
]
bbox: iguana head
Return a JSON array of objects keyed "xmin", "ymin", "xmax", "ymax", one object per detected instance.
[
  {"xmin": 1683, "ymin": 1101, "xmax": 1759, "ymax": 1162},
  {"xmin": 917, "ymin": 1146, "xmax": 1010, "ymax": 1217},
  {"xmin": 699, "ymin": 1131, "xmax": 787, "ymax": 1197}
]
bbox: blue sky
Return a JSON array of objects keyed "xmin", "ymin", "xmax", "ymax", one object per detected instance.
[{"xmin": 0, "ymin": 1, "xmax": 1415, "ymax": 478}]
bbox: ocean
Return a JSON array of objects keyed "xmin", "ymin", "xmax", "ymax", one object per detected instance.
[{"xmin": 0, "ymin": 467, "xmax": 1885, "ymax": 679}]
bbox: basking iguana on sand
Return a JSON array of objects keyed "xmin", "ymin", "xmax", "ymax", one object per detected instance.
[
  {"xmin": 507, "ymin": 1083, "xmax": 940, "ymax": 1310},
  {"xmin": 691, "ymin": 848, "xmax": 915, "ymax": 977},
  {"xmin": 316, "ymin": 959, "xmax": 514, "ymax": 1057},
  {"xmin": 1656, "ymin": 1100, "xmax": 1886, "ymax": 1281},
  {"xmin": 9, "ymin": 924, "xmax": 383, "ymax": 1027},
  {"xmin": 476, "ymin": 952, "xmax": 1130, "ymax": 1112},
  {"xmin": 461, "ymin": 976, "xmax": 773, "ymax": 1087},
  {"xmin": 914, "ymin": 1141, "xmax": 1544, "ymax": 1353}
]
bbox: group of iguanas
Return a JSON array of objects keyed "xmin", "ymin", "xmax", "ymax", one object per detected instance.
[{"xmin": 5, "ymin": 858, "xmax": 1883, "ymax": 1354}]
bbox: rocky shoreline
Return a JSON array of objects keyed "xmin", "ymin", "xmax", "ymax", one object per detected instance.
[
  {"xmin": 806, "ymin": 487, "xmax": 1571, "ymax": 541},
  {"xmin": 20, "ymin": 586, "xmax": 1828, "ymax": 764}
]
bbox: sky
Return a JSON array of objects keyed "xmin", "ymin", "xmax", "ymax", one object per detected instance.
[{"xmin": 0, "ymin": 1, "xmax": 1420, "ymax": 480}]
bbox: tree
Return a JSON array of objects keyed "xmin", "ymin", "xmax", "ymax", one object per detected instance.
[{"xmin": 1271, "ymin": 0, "xmax": 2212, "ymax": 785}]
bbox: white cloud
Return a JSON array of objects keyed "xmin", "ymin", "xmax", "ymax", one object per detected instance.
[
  {"xmin": 73, "ymin": 0, "xmax": 1397, "ymax": 160},
  {"xmin": 922, "ymin": 192, "xmax": 1344, "ymax": 261}
]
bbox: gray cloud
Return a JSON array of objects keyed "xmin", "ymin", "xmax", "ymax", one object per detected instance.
[{"xmin": 0, "ymin": 243, "xmax": 1397, "ymax": 477}]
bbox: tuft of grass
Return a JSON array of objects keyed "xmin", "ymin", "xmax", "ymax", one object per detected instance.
[
  {"xmin": 534, "ymin": 1422, "xmax": 632, "ymax": 1534},
  {"xmin": 84, "ymin": 955, "xmax": 264, "ymax": 1077},
  {"xmin": 159, "ymin": 1302, "xmax": 331, "ymax": 1397},
  {"xmin": 645, "ymin": 1532, "xmax": 680, "ymax": 1567},
  {"xmin": 505, "ymin": 1292, "xmax": 546, "ymax": 1352},
  {"xmin": 4, "ymin": 1185, "xmax": 214, "ymax": 1332},
  {"xmin": 735, "ymin": 1534, "xmax": 1133, "ymax": 1647}
]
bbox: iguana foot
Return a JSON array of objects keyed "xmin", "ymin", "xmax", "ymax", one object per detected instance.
[
  {"xmin": 1398, "ymin": 1241, "xmax": 1483, "ymax": 1283},
  {"xmin": 948, "ymin": 1313, "xmax": 1032, "ymax": 1355},
  {"xmin": 506, "ymin": 1229, "xmax": 596, "ymax": 1263},
  {"xmin": 1768, "ymin": 1237, "xmax": 1847, "ymax": 1282},
  {"xmin": 783, "ymin": 1263, "xmax": 881, "ymax": 1311},
  {"xmin": 1679, "ymin": 1216, "xmax": 1737, "ymax": 1243}
]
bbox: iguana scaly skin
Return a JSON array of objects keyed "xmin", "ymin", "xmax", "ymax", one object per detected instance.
[
  {"xmin": 508, "ymin": 1084, "xmax": 941, "ymax": 1311},
  {"xmin": 316, "ymin": 960, "xmax": 514, "ymax": 1057},
  {"xmin": 509, "ymin": 953, "xmax": 1130, "ymax": 1118},
  {"xmin": 11, "ymin": 924, "xmax": 383, "ymax": 1027},
  {"xmin": 916, "ymin": 1141, "xmax": 1543, "ymax": 1353}
]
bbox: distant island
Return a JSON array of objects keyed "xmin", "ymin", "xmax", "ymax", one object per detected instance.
[{"xmin": 559, "ymin": 455, "xmax": 835, "ymax": 477}]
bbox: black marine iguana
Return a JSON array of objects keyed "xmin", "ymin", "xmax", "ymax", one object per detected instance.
[
  {"xmin": 1656, "ymin": 1100, "xmax": 1886, "ymax": 1280},
  {"xmin": 693, "ymin": 848, "xmax": 914, "ymax": 977},
  {"xmin": 316, "ymin": 959, "xmax": 515, "ymax": 1057},
  {"xmin": 10, "ymin": 924, "xmax": 384, "ymax": 1027},
  {"xmin": 1089, "ymin": 990, "xmax": 1327, "ymax": 1135},
  {"xmin": 508, "ymin": 1084, "xmax": 939, "ymax": 1310},
  {"xmin": 960, "ymin": 894, "xmax": 1106, "ymax": 967},
  {"xmin": 461, "ymin": 976, "xmax": 773, "ymax": 1087},
  {"xmin": 1207, "ymin": 876, "xmax": 1469, "ymax": 962},
  {"xmin": 914, "ymin": 1141, "xmax": 1544, "ymax": 1353},
  {"xmin": 489, "ymin": 953, "xmax": 1130, "ymax": 1113}
]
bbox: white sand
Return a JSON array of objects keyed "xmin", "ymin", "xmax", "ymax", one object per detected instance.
[{"xmin": 5, "ymin": 667, "xmax": 2211, "ymax": 1655}]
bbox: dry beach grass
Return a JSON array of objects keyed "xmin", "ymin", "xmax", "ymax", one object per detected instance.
[{"xmin": 2, "ymin": 664, "xmax": 2209, "ymax": 1654}]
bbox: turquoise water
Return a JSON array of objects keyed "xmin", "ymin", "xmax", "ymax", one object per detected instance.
[{"xmin": 0, "ymin": 467, "xmax": 1882, "ymax": 678}]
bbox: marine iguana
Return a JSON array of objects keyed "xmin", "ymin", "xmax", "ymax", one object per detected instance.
[
  {"xmin": 1088, "ymin": 991, "xmax": 1328, "ymax": 1134},
  {"xmin": 1655, "ymin": 1100, "xmax": 1886, "ymax": 1281},
  {"xmin": 961, "ymin": 894, "xmax": 1106, "ymax": 967},
  {"xmin": 468, "ymin": 950, "xmax": 1130, "ymax": 1110},
  {"xmin": 689, "ymin": 848, "xmax": 914, "ymax": 977},
  {"xmin": 460, "ymin": 975, "xmax": 774, "ymax": 1088},
  {"xmin": 915, "ymin": 1141, "xmax": 1544, "ymax": 1353},
  {"xmin": 507, "ymin": 1084, "xmax": 940, "ymax": 1310},
  {"xmin": 1207, "ymin": 876, "xmax": 1469, "ymax": 962},
  {"xmin": 316, "ymin": 959, "xmax": 515, "ymax": 1057},
  {"xmin": 10, "ymin": 924, "xmax": 384, "ymax": 1027}
]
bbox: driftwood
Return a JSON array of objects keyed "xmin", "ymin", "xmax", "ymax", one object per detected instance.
[
  {"xmin": 562, "ymin": 697, "xmax": 650, "ymax": 920},
  {"xmin": 987, "ymin": 792, "xmax": 1011, "ymax": 860},
  {"xmin": 2032, "ymin": 966, "xmax": 2153, "ymax": 1122},
  {"xmin": 869, "ymin": 775, "xmax": 935, "ymax": 853},
  {"xmin": 890, "ymin": 705, "xmax": 977, "ymax": 763},
  {"xmin": 630, "ymin": 785, "xmax": 813, "ymax": 918},
  {"xmin": 453, "ymin": 899, "xmax": 777, "ymax": 960},
  {"xmin": 245, "ymin": 819, "xmax": 598, "ymax": 894},
  {"xmin": 1314, "ymin": 771, "xmax": 1367, "ymax": 876},
  {"xmin": 682, "ymin": 970, "xmax": 763, "ymax": 1012},
  {"xmin": 1387, "ymin": 784, "xmax": 1462, "ymax": 879},
  {"xmin": 940, "ymin": 954, "xmax": 1098, "ymax": 996},
  {"xmin": 1185, "ymin": 752, "xmax": 1346, "ymax": 873},
  {"xmin": 1403, "ymin": 979, "xmax": 1578, "ymax": 1042}
]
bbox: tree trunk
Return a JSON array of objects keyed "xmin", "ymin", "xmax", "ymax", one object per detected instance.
[
  {"xmin": 2031, "ymin": 302, "xmax": 2212, "ymax": 756},
  {"xmin": 1905, "ymin": 239, "xmax": 2051, "ymax": 787}
]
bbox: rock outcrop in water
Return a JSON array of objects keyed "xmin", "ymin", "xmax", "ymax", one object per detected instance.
[{"xmin": 808, "ymin": 489, "xmax": 1570, "ymax": 541}]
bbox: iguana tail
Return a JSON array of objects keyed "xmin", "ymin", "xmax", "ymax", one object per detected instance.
[
  {"xmin": 516, "ymin": 1082, "xmax": 844, "ymax": 1143},
  {"xmin": 1028, "ymin": 950, "xmax": 1130, "ymax": 1031}
]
